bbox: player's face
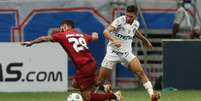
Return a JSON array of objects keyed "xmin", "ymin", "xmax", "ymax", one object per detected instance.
[
  {"xmin": 125, "ymin": 12, "xmax": 136, "ymax": 24},
  {"xmin": 60, "ymin": 24, "xmax": 69, "ymax": 32}
]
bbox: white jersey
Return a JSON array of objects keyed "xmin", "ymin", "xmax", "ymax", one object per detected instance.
[
  {"xmin": 108, "ymin": 15, "xmax": 139, "ymax": 52},
  {"xmin": 101, "ymin": 16, "xmax": 139, "ymax": 68}
]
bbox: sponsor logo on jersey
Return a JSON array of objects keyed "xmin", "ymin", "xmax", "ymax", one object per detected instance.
[
  {"xmin": 114, "ymin": 33, "xmax": 133, "ymax": 40},
  {"xmin": 112, "ymin": 50, "xmax": 129, "ymax": 57}
]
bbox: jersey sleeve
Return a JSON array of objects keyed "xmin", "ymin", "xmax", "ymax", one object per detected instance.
[
  {"xmin": 132, "ymin": 20, "xmax": 140, "ymax": 34},
  {"xmin": 111, "ymin": 16, "xmax": 123, "ymax": 29},
  {"xmin": 51, "ymin": 32, "xmax": 62, "ymax": 42},
  {"xmin": 83, "ymin": 34, "xmax": 92, "ymax": 42}
]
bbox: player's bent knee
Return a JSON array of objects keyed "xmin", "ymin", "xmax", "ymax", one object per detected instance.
[
  {"xmin": 72, "ymin": 79, "xmax": 79, "ymax": 89},
  {"xmin": 72, "ymin": 83, "xmax": 79, "ymax": 89}
]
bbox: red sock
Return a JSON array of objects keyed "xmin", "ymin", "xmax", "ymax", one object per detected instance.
[{"xmin": 90, "ymin": 92, "xmax": 116, "ymax": 101}]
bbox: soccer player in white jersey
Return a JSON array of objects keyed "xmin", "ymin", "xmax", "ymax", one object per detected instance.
[{"xmin": 96, "ymin": 5, "xmax": 160, "ymax": 101}]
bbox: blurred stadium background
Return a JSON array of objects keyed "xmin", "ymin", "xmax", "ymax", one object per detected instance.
[{"xmin": 0, "ymin": 0, "xmax": 201, "ymax": 101}]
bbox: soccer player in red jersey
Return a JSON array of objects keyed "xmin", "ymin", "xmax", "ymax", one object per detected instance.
[{"xmin": 21, "ymin": 20, "xmax": 123, "ymax": 101}]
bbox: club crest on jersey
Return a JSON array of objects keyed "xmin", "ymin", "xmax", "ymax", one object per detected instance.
[{"xmin": 116, "ymin": 24, "xmax": 125, "ymax": 32}]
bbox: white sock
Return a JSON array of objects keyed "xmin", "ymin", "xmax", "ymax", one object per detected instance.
[{"xmin": 143, "ymin": 81, "xmax": 154, "ymax": 96}]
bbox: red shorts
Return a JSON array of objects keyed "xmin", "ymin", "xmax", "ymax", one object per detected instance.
[{"xmin": 74, "ymin": 61, "xmax": 96, "ymax": 91}]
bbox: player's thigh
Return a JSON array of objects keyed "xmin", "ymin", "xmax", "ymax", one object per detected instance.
[
  {"xmin": 96, "ymin": 67, "xmax": 112, "ymax": 85},
  {"xmin": 75, "ymin": 61, "xmax": 96, "ymax": 91}
]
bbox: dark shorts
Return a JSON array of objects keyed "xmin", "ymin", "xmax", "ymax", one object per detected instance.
[{"xmin": 74, "ymin": 61, "xmax": 96, "ymax": 91}]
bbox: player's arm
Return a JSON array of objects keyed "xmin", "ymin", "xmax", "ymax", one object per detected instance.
[
  {"xmin": 84, "ymin": 32, "xmax": 99, "ymax": 42},
  {"xmin": 21, "ymin": 35, "xmax": 53, "ymax": 47},
  {"xmin": 104, "ymin": 25, "xmax": 121, "ymax": 47},
  {"xmin": 135, "ymin": 30, "xmax": 152, "ymax": 48},
  {"xmin": 103, "ymin": 25, "xmax": 115, "ymax": 41}
]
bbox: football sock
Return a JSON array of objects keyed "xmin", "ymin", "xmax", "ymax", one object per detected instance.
[
  {"xmin": 143, "ymin": 81, "xmax": 154, "ymax": 96},
  {"xmin": 90, "ymin": 92, "xmax": 116, "ymax": 101}
]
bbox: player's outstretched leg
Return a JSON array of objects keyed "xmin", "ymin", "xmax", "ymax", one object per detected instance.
[{"xmin": 81, "ymin": 87, "xmax": 124, "ymax": 101}]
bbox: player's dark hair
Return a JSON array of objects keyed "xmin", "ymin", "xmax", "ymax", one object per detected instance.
[
  {"xmin": 60, "ymin": 20, "xmax": 75, "ymax": 28},
  {"xmin": 126, "ymin": 5, "xmax": 138, "ymax": 14}
]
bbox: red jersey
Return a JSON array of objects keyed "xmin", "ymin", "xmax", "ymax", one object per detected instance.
[{"xmin": 51, "ymin": 29, "xmax": 96, "ymax": 68}]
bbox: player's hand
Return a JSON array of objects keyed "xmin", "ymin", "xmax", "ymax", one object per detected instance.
[
  {"xmin": 111, "ymin": 39, "xmax": 121, "ymax": 47},
  {"xmin": 91, "ymin": 32, "xmax": 99, "ymax": 41},
  {"xmin": 151, "ymin": 91, "xmax": 161, "ymax": 101},
  {"xmin": 20, "ymin": 42, "xmax": 33, "ymax": 47}
]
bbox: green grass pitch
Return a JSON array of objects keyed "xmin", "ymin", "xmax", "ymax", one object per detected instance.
[{"xmin": 0, "ymin": 90, "xmax": 201, "ymax": 101}]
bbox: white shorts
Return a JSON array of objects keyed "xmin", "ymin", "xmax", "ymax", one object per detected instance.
[{"xmin": 101, "ymin": 47, "xmax": 136, "ymax": 69}]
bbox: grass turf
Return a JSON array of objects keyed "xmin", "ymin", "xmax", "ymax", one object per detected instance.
[{"xmin": 0, "ymin": 90, "xmax": 201, "ymax": 101}]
